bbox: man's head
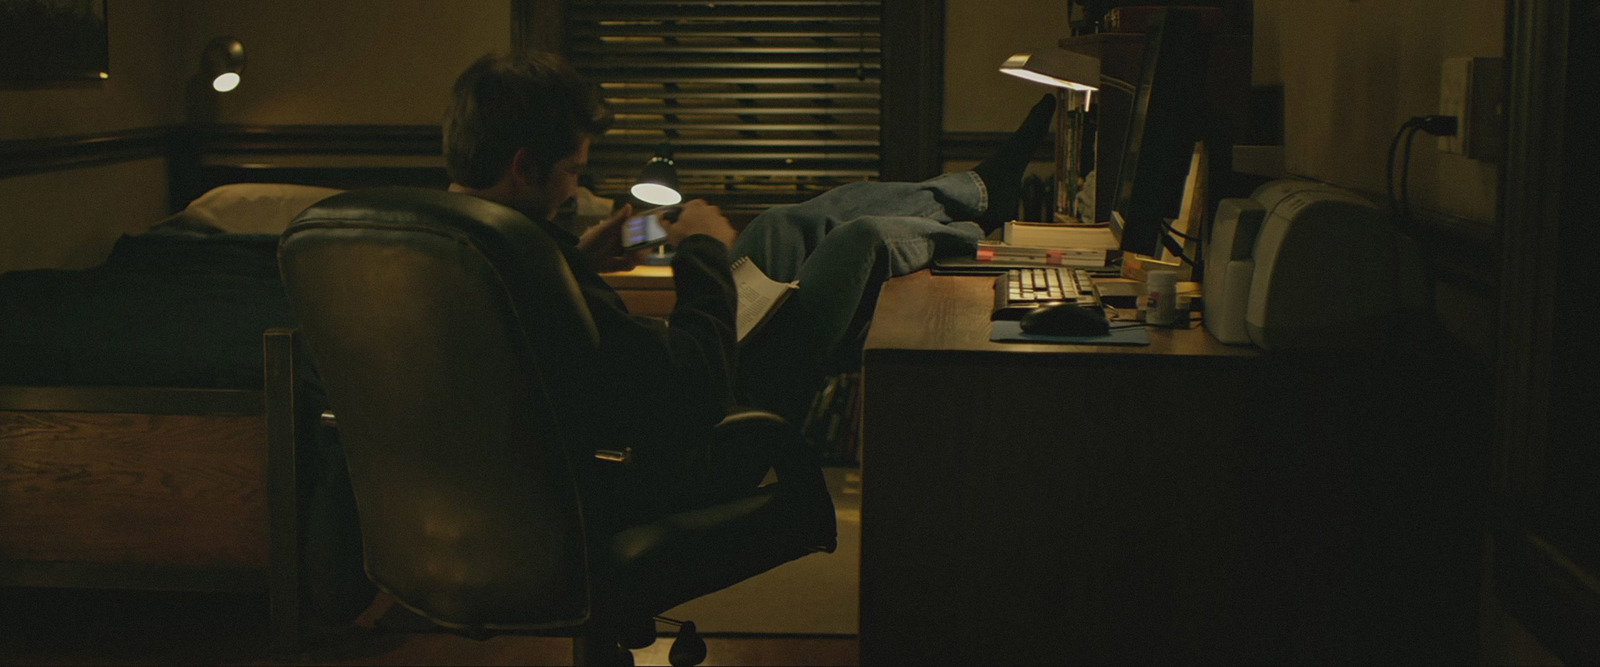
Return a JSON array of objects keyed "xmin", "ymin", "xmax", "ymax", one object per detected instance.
[{"xmin": 444, "ymin": 51, "xmax": 613, "ymax": 220}]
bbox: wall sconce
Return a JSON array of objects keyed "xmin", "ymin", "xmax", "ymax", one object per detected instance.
[
  {"xmin": 202, "ymin": 36, "xmax": 246, "ymax": 93},
  {"xmin": 631, "ymin": 143, "xmax": 682, "ymax": 206},
  {"xmin": 1000, "ymin": 48, "xmax": 1102, "ymax": 223}
]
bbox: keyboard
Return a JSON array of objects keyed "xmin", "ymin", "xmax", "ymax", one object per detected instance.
[{"xmin": 992, "ymin": 267, "xmax": 1102, "ymax": 320}]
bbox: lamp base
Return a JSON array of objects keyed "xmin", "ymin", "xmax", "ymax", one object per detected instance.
[{"xmin": 642, "ymin": 249, "xmax": 675, "ymax": 266}]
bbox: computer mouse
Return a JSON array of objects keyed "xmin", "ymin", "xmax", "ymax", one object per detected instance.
[{"xmin": 1019, "ymin": 303, "xmax": 1110, "ymax": 337}]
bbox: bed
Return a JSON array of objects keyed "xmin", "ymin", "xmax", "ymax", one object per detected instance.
[{"xmin": 0, "ymin": 184, "xmax": 370, "ymax": 651}]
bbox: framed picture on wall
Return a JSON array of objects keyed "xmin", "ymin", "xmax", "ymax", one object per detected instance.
[{"xmin": 0, "ymin": 0, "xmax": 109, "ymax": 81}]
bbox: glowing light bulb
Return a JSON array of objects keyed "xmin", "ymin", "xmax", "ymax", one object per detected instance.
[
  {"xmin": 212, "ymin": 72, "xmax": 241, "ymax": 92},
  {"xmin": 631, "ymin": 182, "xmax": 682, "ymax": 206}
]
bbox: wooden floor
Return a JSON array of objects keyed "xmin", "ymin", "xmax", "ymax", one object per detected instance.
[{"xmin": 0, "ymin": 586, "xmax": 859, "ymax": 666}]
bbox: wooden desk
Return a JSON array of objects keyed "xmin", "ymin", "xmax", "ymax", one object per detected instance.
[
  {"xmin": 600, "ymin": 264, "xmax": 675, "ymax": 317},
  {"xmin": 858, "ymin": 271, "xmax": 1483, "ymax": 664}
]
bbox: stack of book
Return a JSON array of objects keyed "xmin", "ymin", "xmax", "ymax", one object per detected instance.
[
  {"xmin": 972, "ymin": 241, "xmax": 1114, "ymax": 268},
  {"xmin": 933, "ymin": 221, "xmax": 1122, "ymax": 273},
  {"xmin": 1000, "ymin": 221, "xmax": 1120, "ymax": 249}
]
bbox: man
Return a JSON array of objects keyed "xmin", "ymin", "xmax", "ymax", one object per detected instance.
[
  {"xmin": 443, "ymin": 50, "xmax": 1053, "ymax": 521},
  {"xmin": 444, "ymin": 50, "xmax": 757, "ymax": 524}
]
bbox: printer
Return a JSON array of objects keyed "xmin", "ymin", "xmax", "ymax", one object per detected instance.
[{"xmin": 1203, "ymin": 179, "xmax": 1431, "ymax": 350}]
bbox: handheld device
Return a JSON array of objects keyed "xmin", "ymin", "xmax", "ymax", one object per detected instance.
[{"xmin": 621, "ymin": 205, "xmax": 679, "ymax": 250}]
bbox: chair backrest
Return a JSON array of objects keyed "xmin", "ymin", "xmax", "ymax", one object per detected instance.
[{"xmin": 278, "ymin": 187, "xmax": 601, "ymax": 631}]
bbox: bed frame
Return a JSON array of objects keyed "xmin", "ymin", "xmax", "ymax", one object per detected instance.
[{"xmin": 0, "ymin": 329, "xmax": 305, "ymax": 653}]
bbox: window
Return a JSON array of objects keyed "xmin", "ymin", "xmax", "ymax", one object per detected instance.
[{"xmin": 563, "ymin": 0, "xmax": 884, "ymax": 222}]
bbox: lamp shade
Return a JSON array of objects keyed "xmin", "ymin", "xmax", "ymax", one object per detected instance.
[
  {"xmin": 999, "ymin": 49, "xmax": 1100, "ymax": 92},
  {"xmin": 631, "ymin": 146, "xmax": 682, "ymax": 206},
  {"xmin": 202, "ymin": 36, "xmax": 246, "ymax": 92}
]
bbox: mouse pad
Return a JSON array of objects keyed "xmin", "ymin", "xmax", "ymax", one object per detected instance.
[{"xmin": 989, "ymin": 320, "xmax": 1151, "ymax": 346}]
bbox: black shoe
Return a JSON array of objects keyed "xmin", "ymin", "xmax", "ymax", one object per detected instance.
[{"xmin": 973, "ymin": 93, "xmax": 1058, "ymax": 233}]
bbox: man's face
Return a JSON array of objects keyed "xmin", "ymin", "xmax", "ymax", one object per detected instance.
[{"xmin": 517, "ymin": 136, "xmax": 590, "ymax": 222}]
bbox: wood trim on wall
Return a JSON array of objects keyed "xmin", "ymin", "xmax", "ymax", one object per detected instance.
[
  {"xmin": 188, "ymin": 124, "xmax": 442, "ymax": 155},
  {"xmin": 0, "ymin": 124, "xmax": 444, "ymax": 176},
  {"xmin": 0, "ymin": 127, "xmax": 172, "ymax": 179},
  {"xmin": 881, "ymin": 0, "xmax": 944, "ymax": 181},
  {"xmin": 940, "ymin": 131, "xmax": 1054, "ymax": 163},
  {"xmin": 168, "ymin": 124, "xmax": 450, "ymax": 208}
]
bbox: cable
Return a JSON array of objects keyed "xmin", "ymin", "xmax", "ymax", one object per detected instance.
[
  {"xmin": 1161, "ymin": 217, "xmax": 1200, "ymax": 242},
  {"xmin": 1386, "ymin": 118, "xmax": 1420, "ymax": 222},
  {"xmin": 1159, "ymin": 232, "xmax": 1196, "ymax": 267},
  {"xmin": 1387, "ymin": 115, "xmax": 1459, "ymax": 227},
  {"xmin": 1150, "ymin": 218, "xmax": 1198, "ymax": 269},
  {"xmin": 1399, "ymin": 125, "xmax": 1420, "ymax": 222},
  {"xmin": 1099, "ymin": 75, "xmax": 1137, "ymax": 95}
]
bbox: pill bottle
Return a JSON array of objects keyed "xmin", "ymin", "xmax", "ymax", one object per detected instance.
[{"xmin": 1145, "ymin": 270, "xmax": 1179, "ymax": 326}]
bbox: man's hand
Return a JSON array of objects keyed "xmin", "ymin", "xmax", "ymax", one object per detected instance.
[
  {"xmin": 578, "ymin": 203, "xmax": 653, "ymax": 273},
  {"xmin": 663, "ymin": 199, "xmax": 737, "ymax": 250}
]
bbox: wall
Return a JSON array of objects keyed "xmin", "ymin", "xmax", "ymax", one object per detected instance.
[
  {"xmin": 0, "ymin": 2, "xmax": 185, "ymax": 140},
  {"xmin": 1254, "ymin": 0, "xmax": 1504, "ymax": 225},
  {"xmin": 944, "ymin": 0, "xmax": 1077, "ymax": 134},
  {"xmin": 0, "ymin": 0, "xmax": 186, "ymax": 271},
  {"xmin": 0, "ymin": 159, "xmax": 171, "ymax": 271},
  {"xmin": 177, "ymin": 0, "xmax": 508, "ymax": 126},
  {"xmin": 944, "ymin": 0, "xmax": 1078, "ymax": 135},
  {"xmin": 0, "ymin": 1, "xmax": 510, "ymax": 272}
]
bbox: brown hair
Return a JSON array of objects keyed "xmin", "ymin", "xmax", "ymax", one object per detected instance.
[{"xmin": 443, "ymin": 51, "xmax": 613, "ymax": 189}]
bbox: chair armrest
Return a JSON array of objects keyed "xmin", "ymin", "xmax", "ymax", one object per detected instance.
[
  {"xmin": 713, "ymin": 407, "xmax": 792, "ymax": 434},
  {"xmin": 712, "ymin": 407, "xmax": 836, "ymax": 552},
  {"xmin": 594, "ymin": 447, "xmax": 634, "ymax": 464},
  {"xmin": 712, "ymin": 408, "xmax": 805, "ymax": 482}
]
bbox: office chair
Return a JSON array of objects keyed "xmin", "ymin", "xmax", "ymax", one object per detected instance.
[{"xmin": 277, "ymin": 187, "xmax": 837, "ymax": 665}]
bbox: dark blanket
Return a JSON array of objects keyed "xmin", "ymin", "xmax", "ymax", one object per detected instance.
[{"xmin": 0, "ymin": 232, "xmax": 295, "ymax": 388}]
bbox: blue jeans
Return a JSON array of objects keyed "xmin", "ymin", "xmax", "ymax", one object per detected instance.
[{"xmin": 729, "ymin": 171, "xmax": 990, "ymax": 421}]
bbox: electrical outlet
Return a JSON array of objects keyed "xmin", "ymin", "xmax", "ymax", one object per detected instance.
[
  {"xmin": 1437, "ymin": 58, "xmax": 1469, "ymax": 155},
  {"xmin": 1438, "ymin": 56, "xmax": 1506, "ymax": 161}
]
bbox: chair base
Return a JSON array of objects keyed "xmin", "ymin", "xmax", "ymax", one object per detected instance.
[{"xmin": 574, "ymin": 629, "xmax": 635, "ymax": 666}]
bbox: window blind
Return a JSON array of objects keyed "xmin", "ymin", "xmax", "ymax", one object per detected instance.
[{"xmin": 565, "ymin": 0, "xmax": 882, "ymax": 222}]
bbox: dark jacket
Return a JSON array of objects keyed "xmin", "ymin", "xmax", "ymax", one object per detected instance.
[{"xmin": 533, "ymin": 219, "xmax": 740, "ymax": 520}]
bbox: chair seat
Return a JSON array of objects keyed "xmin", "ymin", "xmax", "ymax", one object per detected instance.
[{"xmin": 596, "ymin": 483, "xmax": 837, "ymax": 623}]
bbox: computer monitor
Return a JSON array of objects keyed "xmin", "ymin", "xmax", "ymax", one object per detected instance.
[{"xmin": 1108, "ymin": 8, "xmax": 1210, "ymax": 260}]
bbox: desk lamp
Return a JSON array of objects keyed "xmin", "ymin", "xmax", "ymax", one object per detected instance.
[
  {"xmin": 631, "ymin": 143, "xmax": 683, "ymax": 206},
  {"xmin": 632, "ymin": 143, "xmax": 681, "ymax": 265},
  {"xmin": 999, "ymin": 49, "xmax": 1100, "ymax": 222}
]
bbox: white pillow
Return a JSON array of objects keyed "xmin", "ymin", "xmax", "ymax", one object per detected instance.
[{"xmin": 159, "ymin": 183, "xmax": 345, "ymax": 235}]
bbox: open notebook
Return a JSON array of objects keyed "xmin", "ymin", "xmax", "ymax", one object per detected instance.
[{"xmin": 731, "ymin": 257, "xmax": 798, "ymax": 341}]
